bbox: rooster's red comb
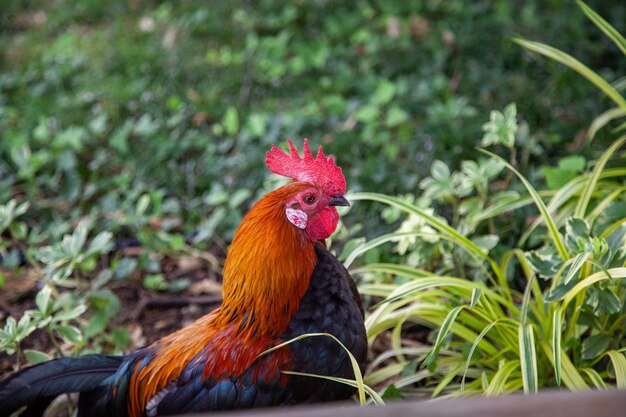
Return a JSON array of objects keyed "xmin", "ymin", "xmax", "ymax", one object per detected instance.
[{"xmin": 265, "ymin": 138, "xmax": 346, "ymax": 195}]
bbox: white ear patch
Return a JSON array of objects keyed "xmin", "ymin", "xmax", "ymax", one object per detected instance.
[{"xmin": 286, "ymin": 208, "xmax": 308, "ymax": 229}]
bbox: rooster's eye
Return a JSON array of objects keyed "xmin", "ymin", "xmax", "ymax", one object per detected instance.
[{"xmin": 303, "ymin": 194, "xmax": 316, "ymax": 205}]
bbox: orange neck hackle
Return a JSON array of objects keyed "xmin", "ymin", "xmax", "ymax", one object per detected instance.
[{"xmin": 217, "ymin": 181, "xmax": 318, "ymax": 335}]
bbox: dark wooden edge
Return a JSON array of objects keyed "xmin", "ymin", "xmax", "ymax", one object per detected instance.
[{"xmin": 180, "ymin": 389, "xmax": 626, "ymax": 417}]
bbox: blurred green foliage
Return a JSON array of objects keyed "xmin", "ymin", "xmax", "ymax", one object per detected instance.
[{"xmin": 1, "ymin": 0, "xmax": 625, "ymax": 248}]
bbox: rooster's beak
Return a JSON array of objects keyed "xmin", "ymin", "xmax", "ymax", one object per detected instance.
[{"xmin": 328, "ymin": 196, "xmax": 350, "ymax": 207}]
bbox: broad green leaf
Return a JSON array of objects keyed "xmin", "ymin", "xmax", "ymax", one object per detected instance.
[
  {"xmin": 582, "ymin": 334, "xmax": 611, "ymax": 360},
  {"xmin": 54, "ymin": 304, "xmax": 87, "ymax": 322},
  {"xmin": 56, "ymin": 325, "xmax": 83, "ymax": 344},
  {"xmin": 223, "ymin": 106, "xmax": 239, "ymax": 135},
  {"xmin": 35, "ymin": 286, "xmax": 52, "ymax": 315},
  {"xmin": 24, "ymin": 349, "xmax": 50, "ymax": 365}
]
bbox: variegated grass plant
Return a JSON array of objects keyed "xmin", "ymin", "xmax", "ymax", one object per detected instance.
[
  {"xmin": 343, "ymin": 2, "xmax": 626, "ymax": 399},
  {"xmin": 347, "ymin": 136, "xmax": 626, "ymax": 398}
]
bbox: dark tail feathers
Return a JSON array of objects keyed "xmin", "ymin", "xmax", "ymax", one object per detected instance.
[{"xmin": 0, "ymin": 354, "xmax": 124, "ymax": 417}]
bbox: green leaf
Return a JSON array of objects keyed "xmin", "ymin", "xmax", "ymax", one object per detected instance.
[
  {"xmin": 136, "ymin": 194, "xmax": 150, "ymax": 216},
  {"xmin": 223, "ymin": 106, "xmax": 239, "ymax": 135},
  {"xmin": 143, "ymin": 274, "xmax": 168, "ymax": 291},
  {"xmin": 381, "ymin": 384, "xmax": 402, "ymax": 400},
  {"xmin": 228, "ymin": 189, "xmax": 252, "ymax": 209},
  {"xmin": 484, "ymin": 360, "xmax": 519, "ymax": 395},
  {"xmin": 35, "ymin": 286, "xmax": 52, "ymax": 315},
  {"xmin": 246, "ymin": 113, "xmax": 268, "ymax": 137},
  {"xmin": 343, "ymin": 231, "xmax": 422, "ymax": 268},
  {"xmin": 84, "ymin": 311, "xmax": 109, "ymax": 339},
  {"xmin": 56, "ymin": 325, "xmax": 83, "ymax": 344},
  {"xmin": 385, "ymin": 106, "xmax": 409, "ymax": 127},
  {"xmin": 355, "ymin": 104, "xmax": 380, "ymax": 123},
  {"xmin": 461, "ymin": 320, "xmax": 500, "ymax": 391},
  {"xmin": 595, "ymin": 288, "xmax": 621, "ymax": 315},
  {"xmin": 54, "ymin": 304, "xmax": 87, "ymax": 322},
  {"xmin": 24, "ymin": 349, "xmax": 50, "ymax": 365},
  {"xmin": 582, "ymin": 334, "xmax": 611, "ymax": 360},
  {"xmin": 559, "ymin": 156, "xmax": 586, "ymax": 172},
  {"xmin": 111, "ymin": 327, "xmax": 130, "ymax": 349},
  {"xmin": 372, "ymin": 80, "xmax": 396, "ymax": 105},
  {"xmin": 86, "ymin": 232, "xmax": 113, "ymax": 256},
  {"xmin": 481, "ymin": 103, "xmax": 517, "ymax": 147}
]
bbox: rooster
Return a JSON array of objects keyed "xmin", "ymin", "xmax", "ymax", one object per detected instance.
[{"xmin": 0, "ymin": 139, "xmax": 367, "ymax": 417}]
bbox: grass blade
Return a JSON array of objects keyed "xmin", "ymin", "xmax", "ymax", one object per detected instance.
[
  {"xmin": 343, "ymin": 231, "xmax": 424, "ymax": 268},
  {"xmin": 563, "ymin": 252, "xmax": 591, "ymax": 285},
  {"xmin": 424, "ymin": 305, "xmax": 465, "ymax": 367},
  {"xmin": 577, "ymin": 1, "xmax": 626, "ymax": 56},
  {"xmin": 574, "ymin": 135, "xmax": 626, "ymax": 217},
  {"xmin": 351, "ymin": 263, "xmax": 431, "ymax": 279},
  {"xmin": 462, "ymin": 320, "xmax": 500, "ymax": 391},
  {"xmin": 514, "ymin": 38, "xmax": 626, "ymax": 111},
  {"xmin": 605, "ymin": 350, "xmax": 626, "ymax": 388},
  {"xmin": 580, "ymin": 368, "xmax": 608, "ymax": 389},
  {"xmin": 541, "ymin": 343, "xmax": 588, "ymax": 390},
  {"xmin": 479, "ymin": 149, "xmax": 569, "ymax": 260},
  {"xmin": 350, "ymin": 192, "xmax": 490, "ymax": 261},
  {"xmin": 259, "ymin": 332, "xmax": 367, "ymax": 404},
  {"xmin": 562, "ymin": 267, "xmax": 626, "ymax": 307},
  {"xmin": 470, "ymin": 288, "xmax": 482, "ymax": 309},
  {"xmin": 552, "ymin": 309, "xmax": 563, "ymax": 386},
  {"xmin": 519, "ymin": 324, "xmax": 538, "ymax": 394},
  {"xmin": 484, "ymin": 360, "xmax": 520, "ymax": 396},
  {"xmin": 282, "ymin": 371, "xmax": 385, "ymax": 405},
  {"xmin": 588, "ymin": 107, "xmax": 626, "ymax": 140}
]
